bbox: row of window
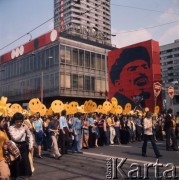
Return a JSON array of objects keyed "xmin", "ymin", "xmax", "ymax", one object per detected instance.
[
  {"xmin": 0, "ymin": 45, "xmax": 59, "ymax": 81},
  {"xmin": 160, "ymin": 47, "xmax": 179, "ymax": 55},
  {"xmin": 60, "ymin": 45, "xmax": 106, "ymax": 70},
  {"xmin": 0, "ymin": 72, "xmax": 59, "ymax": 101},
  {"xmin": 61, "ymin": 73, "xmax": 107, "ymax": 92},
  {"xmin": 161, "ymin": 53, "xmax": 179, "ymax": 60}
]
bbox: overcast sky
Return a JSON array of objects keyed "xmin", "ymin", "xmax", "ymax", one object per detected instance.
[{"xmin": 0, "ymin": 0, "xmax": 179, "ymax": 55}]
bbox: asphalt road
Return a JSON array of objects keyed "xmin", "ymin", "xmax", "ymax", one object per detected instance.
[{"xmin": 30, "ymin": 140, "xmax": 179, "ymax": 179}]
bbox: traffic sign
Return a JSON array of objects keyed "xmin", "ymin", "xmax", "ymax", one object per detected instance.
[
  {"xmin": 168, "ymin": 86, "xmax": 174, "ymax": 99},
  {"xmin": 153, "ymin": 82, "xmax": 162, "ymax": 97}
]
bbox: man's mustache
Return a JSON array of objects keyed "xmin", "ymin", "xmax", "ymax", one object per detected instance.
[{"xmin": 134, "ymin": 73, "xmax": 148, "ymax": 86}]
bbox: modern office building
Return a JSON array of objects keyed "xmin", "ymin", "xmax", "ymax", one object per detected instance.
[
  {"xmin": 0, "ymin": 29, "xmax": 114, "ymax": 106},
  {"xmin": 54, "ymin": 0, "xmax": 111, "ymax": 45},
  {"xmin": 0, "ymin": 0, "xmax": 114, "ymax": 106},
  {"xmin": 160, "ymin": 39, "xmax": 179, "ymax": 112}
]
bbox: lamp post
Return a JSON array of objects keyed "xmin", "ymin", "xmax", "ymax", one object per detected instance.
[{"xmin": 40, "ymin": 56, "xmax": 53, "ymax": 104}]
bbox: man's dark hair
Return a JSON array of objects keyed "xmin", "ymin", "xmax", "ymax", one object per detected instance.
[
  {"xmin": 11, "ymin": 112, "xmax": 24, "ymax": 124},
  {"xmin": 110, "ymin": 46, "xmax": 150, "ymax": 85},
  {"xmin": 61, "ymin": 110, "xmax": 66, "ymax": 116}
]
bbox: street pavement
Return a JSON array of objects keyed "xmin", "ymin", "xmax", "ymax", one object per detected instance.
[{"xmin": 31, "ymin": 140, "xmax": 179, "ymax": 179}]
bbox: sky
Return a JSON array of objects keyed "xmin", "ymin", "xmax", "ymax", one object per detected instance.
[{"xmin": 0, "ymin": 0, "xmax": 179, "ymax": 56}]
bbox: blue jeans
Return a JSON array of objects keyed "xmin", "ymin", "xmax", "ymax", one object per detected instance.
[{"xmin": 72, "ymin": 130, "xmax": 82, "ymax": 152}]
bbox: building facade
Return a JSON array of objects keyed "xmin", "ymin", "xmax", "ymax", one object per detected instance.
[
  {"xmin": 0, "ymin": 30, "xmax": 114, "ymax": 106},
  {"xmin": 160, "ymin": 39, "xmax": 179, "ymax": 112},
  {"xmin": 54, "ymin": 0, "xmax": 111, "ymax": 45}
]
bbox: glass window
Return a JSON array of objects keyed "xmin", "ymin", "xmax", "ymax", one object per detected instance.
[
  {"xmin": 41, "ymin": 51, "xmax": 45, "ymax": 69},
  {"xmin": 72, "ymin": 74, "xmax": 78, "ymax": 89},
  {"xmin": 96, "ymin": 79, "xmax": 101, "ymax": 92},
  {"xmin": 54, "ymin": 72, "xmax": 59, "ymax": 89},
  {"xmin": 60, "ymin": 74, "xmax": 65, "ymax": 88},
  {"xmin": 29, "ymin": 56, "xmax": 34, "ymax": 71},
  {"xmin": 96, "ymin": 54, "xmax": 101, "ymax": 70},
  {"xmin": 78, "ymin": 75, "xmax": 83, "ymax": 89},
  {"xmin": 85, "ymin": 51, "xmax": 90, "ymax": 68},
  {"xmin": 66, "ymin": 46, "xmax": 71, "ymax": 64},
  {"xmin": 72, "ymin": 48, "xmax": 78, "ymax": 65},
  {"xmin": 55, "ymin": 45, "xmax": 59, "ymax": 64},
  {"xmin": 60, "ymin": 45, "xmax": 65, "ymax": 63},
  {"xmin": 91, "ymin": 76, "xmax": 95, "ymax": 91},
  {"xmin": 50, "ymin": 74, "xmax": 54, "ymax": 90},
  {"xmin": 91, "ymin": 52, "xmax": 95, "ymax": 69},
  {"xmin": 79, "ymin": 50, "xmax": 84, "ymax": 66},
  {"xmin": 102, "ymin": 55, "xmax": 105, "ymax": 71},
  {"xmin": 44, "ymin": 74, "xmax": 49, "ymax": 92},
  {"xmin": 49, "ymin": 47, "xmax": 54, "ymax": 66},
  {"xmin": 34, "ymin": 54, "xmax": 39, "ymax": 71},
  {"xmin": 101, "ymin": 80, "xmax": 105, "ymax": 91},
  {"xmin": 65, "ymin": 74, "xmax": 71, "ymax": 88},
  {"xmin": 45, "ymin": 49, "xmax": 50, "ymax": 68},
  {"xmin": 84, "ymin": 76, "xmax": 90, "ymax": 91}
]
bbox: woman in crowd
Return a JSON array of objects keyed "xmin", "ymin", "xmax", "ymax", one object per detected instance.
[
  {"xmin": 142, "ymin": 111, "xmax": 162, "ymax": 158},
  {"xmin": 32, "ymin": 113, "xmax": 43, "ymax": 158},
  {"xmin": 82, "ymin": 115, "xmax": 89, "ymax": 149},
  {"xmin": 114, "ymin": 115, "xmax": 121, "ymax": 144},
  {"xmin": 72, "ymin": 113, "xmax": 83, "ymax": 153},
  {"xmin": 58, "ymin": 110, "xmax": 69, "ymax": 155},
  {"xmin": 97, "ymin": 114, "xmax": 105, "ymax": 146},
  {"xmin": 0, "ymin": 116, "xmax": 10, "ymax": 180},
  {"xmin": 48, "ymin": 113, "xmax": 61, "ymax": 159},
  {"xmin": 8, "ymin": 112, "xmax": 33, "ymax": 180}
]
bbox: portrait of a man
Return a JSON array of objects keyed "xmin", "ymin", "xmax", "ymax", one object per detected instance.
[{"xmin": 109, "ymin": 46, "xmax": 152, "ymax": 109}]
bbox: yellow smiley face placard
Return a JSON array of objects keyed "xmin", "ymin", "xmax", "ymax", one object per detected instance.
[
  {"xmin": 124, "ymin": 103, "xmax": 132, "ymax": 114},
  {"xmin": 29, "ymin": 98, "xmax": 41, "ymax": 113},
  {"xmin": 10, "ymin": 103, "xmax": 23, "ymax": 114},
  {"xmin": 103, "ymin": 101, "xmax": 112, "ymax": 112},
  {"xmin": 97, "ymin": 105, "xmax": 103, "ymax": 113},
  {"xmin": 116, "ymin": 105, "xmax": 123, "ymax": 115},
  {"xmin": 111, "ymin": 97, "xmax": 118, "ymax": 107},
  {"xmin": 69, "ymin": 101, "xmax": 78, "ymax": 114},
  {"xmin": 39, "ymin": 104, "xmax": 47, "ymax": 116},
  {"xmin": 51, "ymin": 100, "xmax": 64, "ymax": 113}
]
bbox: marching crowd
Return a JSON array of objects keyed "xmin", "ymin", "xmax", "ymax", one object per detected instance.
[{"xmin": 0, "ymin": 108, "xmax": 179, "ymax": 179}]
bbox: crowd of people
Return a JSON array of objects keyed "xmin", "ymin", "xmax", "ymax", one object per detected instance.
[{"xmin": 0, "ymin": 108, "xmax": 179, "ymax": 179}]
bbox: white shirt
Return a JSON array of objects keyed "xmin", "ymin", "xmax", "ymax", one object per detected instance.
[
  {"xmin": 59, "ymin": 116, "xmax": 69, "ymax": 130},
  {"xmin": 143, "ymin": 117, "xmax": 153, "ymax": 135}
]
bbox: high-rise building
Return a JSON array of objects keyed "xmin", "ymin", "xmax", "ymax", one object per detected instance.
[
  {"xmin": 160, "ymin": 39, "xmax": 179, "ymax": 84},
  {"xmin": 54, "ymin": 0, "xmax": 111, "ymax": 45},
  {"xmin": 160, "ymin": 39, "xmax": 179, "ymax": 111}
]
